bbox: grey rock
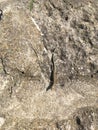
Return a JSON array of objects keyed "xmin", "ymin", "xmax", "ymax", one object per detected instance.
[{"xmin": 0, "ymin": 0, "xmax": 98, "ymax": 129}]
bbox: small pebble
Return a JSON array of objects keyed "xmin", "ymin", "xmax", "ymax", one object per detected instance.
[{"xmin": 0, "ymin": 117, "xmax": 5, "ymax": 127}]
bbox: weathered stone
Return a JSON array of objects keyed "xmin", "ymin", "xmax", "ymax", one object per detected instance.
[{"xmin": 0, "ymin": 0, "xmax": 98, "ymax": 129}]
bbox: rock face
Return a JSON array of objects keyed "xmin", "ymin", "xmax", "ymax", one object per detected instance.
[
  {"xmin": 0, "ymin": 0, "xmax": 98, "ymax": 129},
  {"xmin": 32, "ymin": 0, "xmax": 98, "ymax": 83}
]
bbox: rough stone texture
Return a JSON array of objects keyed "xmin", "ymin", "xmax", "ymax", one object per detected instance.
[{"xmin": 0, "ymin": 0, "xmax": 98, "ymax": 129}]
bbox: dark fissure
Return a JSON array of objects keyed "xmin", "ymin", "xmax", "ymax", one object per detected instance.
[
  {"xmin": 46, "ymin": 53, "xmax": 55, "ymax": 91},
  {"xmin": 0, "ymin": 9, "xmax": 3, "ymax": 20}
]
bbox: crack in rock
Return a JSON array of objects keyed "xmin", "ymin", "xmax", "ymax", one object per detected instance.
[{"xmin": 46, "ymin": 52, "xmax": 55, "ymax": 91}]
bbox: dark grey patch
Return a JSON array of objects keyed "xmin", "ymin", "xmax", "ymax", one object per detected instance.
[{"xmin": 0, "ymin": 9, "xmax": 3, "ymax": 20}]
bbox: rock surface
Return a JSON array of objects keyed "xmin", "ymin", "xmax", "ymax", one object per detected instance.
[{"xmin": 0, "ymin": 0, "xmax": 98, "ymax": 129}]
